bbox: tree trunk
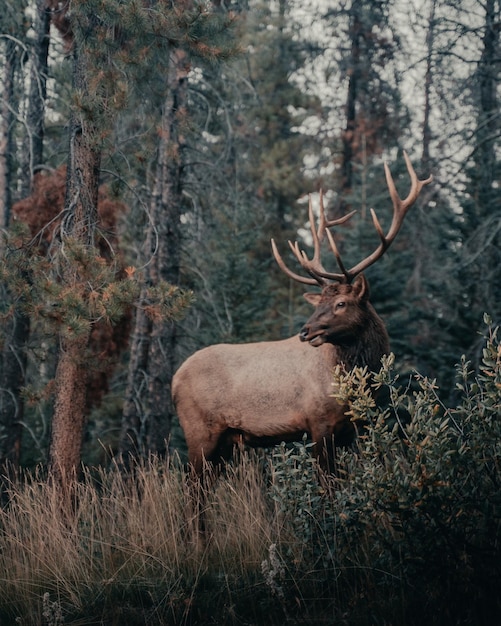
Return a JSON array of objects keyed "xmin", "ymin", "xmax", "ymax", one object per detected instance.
[
  {"xmin": 0, "ymin": 38, "xmax": 23, "ymax": 469},
  {"xmin": 146, "ymin": 48, "xmax": 187, "ymax": 453},
  {"xmin": 0, "ymin": 312, "xmax": 29, "ymax": 470},
  {"xmin": 472, "ymin": 0, "xmax": 501, "ymax": 321},
  {"xmin": 48, "ymin": 40, "xmax": 101, "ymax": 482},
  {"xmin": 21, "ymin": 0, "xmax": 51, "ymax": 195},
  {"xmin": 119, "ymin": 47, "xmax": 188, "ymax": 459},
  {"xmin": 421, "ymin": 0, "xmax": 437, "ymax": 173},
  {"xmin": 339, "ymin": 0, "xmax": 362, "ymax": 212},
  {"xmin": 473, "ymin": 0, "xmax": 499, "ymax": 227},
  {"xmin": 0, "ymin": 39, "xmax": 19, "ymax": 471},
  {"xmin": 119, "ymin": 286, "xmax": 153, "ymax": 458},
  {"xmin": 0, "ymin": 38, "xmax": 17, "ymax": 231},
  {"xmin": 50, "ymin": 334, "xmax": 89, "ymax": 479}
]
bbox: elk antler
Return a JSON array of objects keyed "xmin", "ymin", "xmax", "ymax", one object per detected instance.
[
  {"xmin": 271, "ymin": 190, "xmax": 355, "ymax": 286},
  {"xmin": 271, "ymin": 151, "xmax": 433, "ymax": 285}
]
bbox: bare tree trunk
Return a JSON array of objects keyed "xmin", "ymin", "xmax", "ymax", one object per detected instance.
[
  {"xmin": 146, "ymin": 48, "xmax": 187, "ymax": 453},
  {"xmin": 421, "ymin": 0, "xmax": 436, "ymax": 173},
  {"xmin": 21, "ymin": 0, "xmax": 51, "ymax": 195},
  {"xmin": 119, "ymin": 47, "xmax": 188, "ymax": 460},
  {"xmin": 407, "ymin": 0, "xmax": 436, "ymax": 296},
  {"xmin": 472, "ymin": 0, "xmax": 501, "ymax": 317},
  {"xmin": 0, "ymin": 39, "xmax": 18, "ymax": 469},
  {"xmin": 0, "ymin": 309, "xmax": 29, "ymax": 470},
  {"xmin": 119, "ymin": 287, "xmax": 153, "ymax": 458},
  {"xmin": 339, "ymin": 0, "xmax": 362, "ymax": 212},
  {"xmin": 0, "ymin": 38, "xmax": 17, "ymax": 231},
  {"xmin": 473, "ymin": 0, "xmax": 499, "ymax": 227}
]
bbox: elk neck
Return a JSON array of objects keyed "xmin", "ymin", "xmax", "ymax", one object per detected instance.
[{"xmin": 333, "ymin": 304, "xmax": 389, "ymax": 372}]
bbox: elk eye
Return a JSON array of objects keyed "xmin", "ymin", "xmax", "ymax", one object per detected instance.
[{"xmin": 336, "ymin": 301, "xmax": 346, "ymax": 309}]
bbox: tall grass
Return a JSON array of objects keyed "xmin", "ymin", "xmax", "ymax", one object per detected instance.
[
  {"xmin": 0, "ymin": 321, "xmax": 500, "ymax": 625},
  {"xmin": 0, "ymin": 455, "xmax": 288, "ymax": 625}
]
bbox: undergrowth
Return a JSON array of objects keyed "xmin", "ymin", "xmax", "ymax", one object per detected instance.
[{"xmin": 0, "ymin": 319, "xmax": 500, "ymax": 625}]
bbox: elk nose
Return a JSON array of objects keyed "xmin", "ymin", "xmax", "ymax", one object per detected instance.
[{"xmin": 299, "ymin": 326, "xmax": 310, "ymax": 342}]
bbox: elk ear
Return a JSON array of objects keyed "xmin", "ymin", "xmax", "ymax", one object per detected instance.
[
  {"xmin": 303, "ymin": 292, "xmax": 322, "ymax": 307},
  {"xmin": 352, "ymin": 274, "xmax": 370, "ymax": 301}
]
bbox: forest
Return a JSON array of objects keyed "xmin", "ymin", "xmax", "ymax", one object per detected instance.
[{"xmin": 0, "ymin": 1, "xmax": 500, "ymax": 624}]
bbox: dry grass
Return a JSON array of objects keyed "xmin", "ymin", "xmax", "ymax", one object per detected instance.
[{"xmin": 0, "ymin": 454, "xmax": 290, "ymax": 625}]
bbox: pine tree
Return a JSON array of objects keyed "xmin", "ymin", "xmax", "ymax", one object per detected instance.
[{"xmin": 448, "ymin": 0, "xmax": 501, "ymax": 368}]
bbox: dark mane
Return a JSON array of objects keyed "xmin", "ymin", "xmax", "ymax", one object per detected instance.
[{"xmin": 336, "ymin": 304, "xmax": 389, "ymax": 372}]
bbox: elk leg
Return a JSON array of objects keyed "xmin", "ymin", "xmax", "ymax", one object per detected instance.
[
  {"xmin": 184, "ymin": 429, "xmax": 234, "ymax": 538},
  {"xmin": 312, "ymin": 418, "xmax": 355, "ymax": 473},
  {"xmin": 312, "ymin": 433, "xmax": 336, "ymax": 473},
  {"xmin": 185, "ymin": 426, "xmax": 235, "ymax": 476},
  {"xmin": 183, "ymin": 431, "xmax": 222, "ymax": 539},
  {"xmin": 187, "ymin": 441, "xmax": 217, "ymax": 476}
]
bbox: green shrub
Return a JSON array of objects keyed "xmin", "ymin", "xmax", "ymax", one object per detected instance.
[{"xmin": 325, "ymin": 316, "xmax": 501, "ymax": 624}]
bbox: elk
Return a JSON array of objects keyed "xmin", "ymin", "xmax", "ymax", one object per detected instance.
[{"xmin": 172, "ymin": 152, "xmax": 432, "ymax": 474}]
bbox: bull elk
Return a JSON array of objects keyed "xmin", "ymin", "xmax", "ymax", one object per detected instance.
[{"xmin": 172, "ymin": 152, "xmax": 432, "ymax": 474}]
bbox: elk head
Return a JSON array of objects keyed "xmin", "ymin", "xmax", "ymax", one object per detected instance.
[{"xmin": 271, "ymin": 152, "xmax": 433, "ymax": 347}]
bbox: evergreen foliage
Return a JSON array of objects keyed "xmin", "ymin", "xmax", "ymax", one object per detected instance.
[
  {"xmin": 1, "ymin": 0, "xmax": 500, "ymax": 468},
  {"xmin": 179, "ymin": 0, "xmax": 322, "ymax": 354},
  {"xmin": 0, "ymin": 224, "xmax": 192, "ymax": 464}
]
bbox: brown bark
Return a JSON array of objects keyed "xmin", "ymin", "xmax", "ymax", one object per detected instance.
[
  {"xmin": 49, "ymin": 335, "xmax": 89, "ymax": 479},
  {"xmin": 48, "ymin": 38, "xmax": 101, "ymax": 482}
]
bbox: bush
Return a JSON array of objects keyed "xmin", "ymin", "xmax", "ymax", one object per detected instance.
[
  {"xmin": 0, "ymin": 320, "xmax": 499, "ymax": 625},
  {"xmin": 325, "ymin": 316, "xmax": 501, "ymax": 624}
]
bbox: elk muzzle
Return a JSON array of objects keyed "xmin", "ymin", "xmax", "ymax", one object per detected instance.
[{"xmin": 299, "ymin": 323, "xmax": 327, "ymax": 346}]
